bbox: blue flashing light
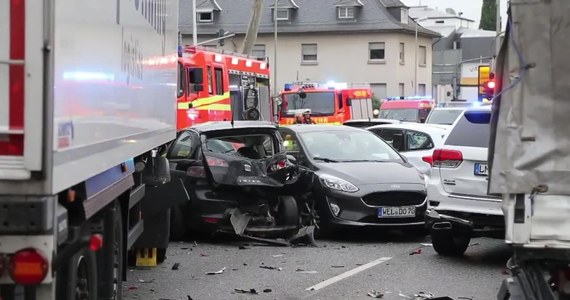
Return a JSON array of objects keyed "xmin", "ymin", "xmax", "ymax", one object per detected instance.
[{"xmin": 284, "ymin": 83, "xmax": 292, "ymax": 91}]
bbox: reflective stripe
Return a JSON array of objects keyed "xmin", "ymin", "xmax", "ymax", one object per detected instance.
[
  {"xmin": 194, "ymin": 103, "xmax": 231, "ymax": 111},
  {"xmin": 177, "ymin": 91, "xmax": 230, "ymax": 109}
]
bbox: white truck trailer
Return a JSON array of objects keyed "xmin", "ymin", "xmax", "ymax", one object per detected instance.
[
  {"xmin": 0, "ymin": 0, "xmax": 179, "ymax": 299},
  {"xmin": 489, "ymin": 0, "xmax": 570, "ymax": 298}
]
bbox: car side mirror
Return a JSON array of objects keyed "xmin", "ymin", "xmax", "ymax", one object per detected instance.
[{"xmin": 286, "ymin": 154, "xmax": 297, "ymax": 163}]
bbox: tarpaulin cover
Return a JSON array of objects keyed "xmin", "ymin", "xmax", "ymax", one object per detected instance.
[{"xmin": 488, "ymin": 0, "xmax": 570, "ymax": 195}]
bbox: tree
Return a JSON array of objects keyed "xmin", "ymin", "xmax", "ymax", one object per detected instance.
[
  {"xmin": 479, "ymin": 0, "xmax": 497, "ymax": 30},
  {"xmin": 241, "ymin": 0, "xmax": 264, "ymax": 54}
]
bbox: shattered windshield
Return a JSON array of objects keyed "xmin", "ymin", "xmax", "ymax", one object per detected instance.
[
  {"xmin": 298, "ymin": 130, "xmax": 402, "ymax": 162},
  {"xmin": 379, "ymin": 109, "xmax": 419, "ymax": 122},
  {"xmin": 282, "ymin": 92, "xmax": 335, "ymax": 116},
  {"xmin": 205, "ymin": 133, "xmax": 276, "ymax": 159}
]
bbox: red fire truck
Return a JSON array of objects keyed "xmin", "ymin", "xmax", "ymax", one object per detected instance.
[
  {"xmin": 176, "ymin": 46, "xmax": 273, "ymax": 130},
  {"xmin": 278, "ymin": 81, "xmax": 374, "ymax": 125}
]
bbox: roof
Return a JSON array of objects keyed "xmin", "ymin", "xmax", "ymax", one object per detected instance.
[
  {"xmin": 280, "ymin": 124, "xmax": 369, "ymax": 133},
  {"xmin": 179, "ymin": 0, "xmax": 439, "ymax": 37},
  {"xmin": 191, "ymin": 121, "xmax": 277, "ymax": 133},
  {"xmin": 367, "ymin": 123, "xmax": 450, "ymax": 131},
  {"xmin": 196, "ymin": 0, "xmax": 222, "ymax": 11},
  {"xmin": 379, "ymin": 0, "xmax": 407, "ymax": 8},
  {"xmin": 334, "ymin": 0, "xmax": 364, "ymax": 7},
  {"xmin": 457, "ymin": 27, "xmax": 497, "ymax": 38},
  {"xmin": 408, "ymin": 6, "xmax": 475, "ymax": 22}
]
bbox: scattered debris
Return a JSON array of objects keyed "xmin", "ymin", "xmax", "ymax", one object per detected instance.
[
  {"xmin": 295, "ymin": 268, "xmax": 317, "ymax": 274},
  {"xmin": 272, "ymin": 254, "xmax": 284, "ymax": 258},
  {"xmin": 367, "ymin": 289, "xmax": 384, "ymax": 298},
  {"xmin": 171, "ymin": 263, "xmax": 180, "ymax": 270},
  {"xmin": 260, "ymin": 265, "xmax": 282, "ymax": 271},
  {"xmin": 409, "ymin": 249, "xmax": 422, "ymax": 255},
  {"xmin": 416, "ymin": 292, "xmax": 434, "ymax": 298},
  {"xmin": 187, "ymin": 295, "xmax": 194, "ymax": 300},
  {"xmin": 239, "ymin": 245, "xmax": 249, "ymax": 250},
  {"xmin": 263, "ymin": 289, "xmax": 272, "ymax": 293},
  {"xmin": 501, "ymin": 269, "xmax": 510, "ymax": 275},
  {"xmin": 193, "ymin": 241, "xmax": 198, "ymax": 247},
  {"xmin": 243, "ymin": 263, "xmax": 248, "ymax": 266},
  {"xmin": 457, "ymin": 297, "xmax": 473, "ymax": 300},
  {"xmin": 469, "ymin": 242, "xmax": 480, "ymax": 247},
  {"xmin": 137, "ymin": 279, "xmax": 154, "ymax": 283},
  {"xmin": 232, "ymin": 268, "xmax": 239, "ymax": 271},
  {"xmin": 200, "ymin": 253, "xmax": 209, "ymax": 257},
  {"xmin": 235, "ymin": 288, "xmax": 258, "ymax": 294},
  {"xmin": 331, "ymin": 265, "xmax": 344, "ymax": 268},
  {"xmin": 150, "ymin": 289, "xmax": 155, "ymax": 292},
  {"xmin": 128, "ymin": 286, "xmax": 137, "ymax": 291},
  {"xmin": 341, "ymin": 245, "xmax": 346, "ymax": 248},
  {"xmin": 181, "ymin": 247, "xmax": 189, "ymax": 250},
  {"xmin": 206, "ymin": 267, "xmax": 226, "ymax": 275},
  {"xmin": 421, "ymin": 243, "xmax": 433, "ymax": 247}
]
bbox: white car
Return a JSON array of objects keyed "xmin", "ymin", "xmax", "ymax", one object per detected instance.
[
  {"xmin": 423, "ymin": 105, "xmax": 502, "ymax": 256},
  {"xmin": 367, "ymin": 123, "xmax": 449, "ymax": 174},
  {"xmin": 425, "ymin": 107, "xmax": 466, "ymax": 125}
]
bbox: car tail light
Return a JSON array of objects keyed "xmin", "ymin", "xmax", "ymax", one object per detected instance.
[
  {"xmin": 206, "ymin": 157, "xmax": 228, "ymax": 167},
  {"xmin": 432, "ymin": 149, "xmax": 463, "ymax": 168},
  {"xmin": 422, "ymin": 155, "xmax": 433, "ymax": 166},
  {"xmin": 187, "ymin": 166, "xmax": 206, "ymax": 178},
  {"xmin": 203, "ymin": 217, "xmax": 220, "ymax": 224},
  {"xmin": 9, "ymin": 248, "xmax": 49, "ymax": 285},
  {"xmin": 270, "ymin": 159, "xmax": 287, "ymax": 172}
]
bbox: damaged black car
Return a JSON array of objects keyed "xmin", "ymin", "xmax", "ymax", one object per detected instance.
[{"xmin": 153, "ymin": 121, "xmax": 317, "ymax": 245}]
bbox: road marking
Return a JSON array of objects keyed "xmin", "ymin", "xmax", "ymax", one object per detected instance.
[{"xmin": 305, "ymin": 256, "xmax": 392, "ymax": 291}]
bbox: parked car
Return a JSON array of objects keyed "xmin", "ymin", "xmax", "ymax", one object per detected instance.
[
  {"xmin": 150, "ymin": 121, "xmax": 317, "ymax": 243},
  {"xmin": 343, "ymin": 118, "xmax": 402, "ymax": 128},
  {"xmin": 423, "ymin": 106, "xmax": 502, "ymax": 256},
  {"xmin": 425, "ymin": 107, "xmax": 466, "ymax": 125},
  {"xmin": 279, "ymin": 125, "xmax": 428, "ymax": 234},
  {"xmin": 366, "ymin": 123, "xmax": 449, "ymax": 174}
]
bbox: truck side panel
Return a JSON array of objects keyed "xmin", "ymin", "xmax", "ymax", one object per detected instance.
[{"xmin": 50, "ymin": 0, "xmax": 178, "ymax": 194}]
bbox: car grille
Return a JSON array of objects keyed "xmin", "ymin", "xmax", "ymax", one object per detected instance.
[{"xmin": 361, "ymin": 192, "xmax": 426, "ymax": 207}]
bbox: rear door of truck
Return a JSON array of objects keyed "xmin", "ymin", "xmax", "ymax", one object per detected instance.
[{"xmin": 0, "ymin": 0, "xmax": 45, "ymax": 182}]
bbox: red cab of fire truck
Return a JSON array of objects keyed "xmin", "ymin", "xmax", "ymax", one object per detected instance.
[
  {"xmin": 176, "ymin": 46, "xmax": 273, "ymax": 130},
  {"xmin": 379, "ymin": 97, "xmax": 435, "ymax": 123},
  {"xmin": 278, "ymin": 82, "xmax": 373, "ymax": 125}
]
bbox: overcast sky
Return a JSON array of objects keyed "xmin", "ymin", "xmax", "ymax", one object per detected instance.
[{"xmin": 401, "ymin": 0, "xmax": 509, "ymax": 30}]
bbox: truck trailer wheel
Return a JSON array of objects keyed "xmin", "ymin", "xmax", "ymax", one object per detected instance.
[
  {"xmin": 430, "ymin": 229, "xmax": 470, "ymax": 257},
  {"xmin": 97, "ymin": 201, "xmax": 124, "ymax": 300},
  {"xmin": 170, "ymin": 205, "xmax": 188, "ymax": 241},
  {"xmin": 56, "ymin": 248, "xmax": 98, "ymax": 300}
]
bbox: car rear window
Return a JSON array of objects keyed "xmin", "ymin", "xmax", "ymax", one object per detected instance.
[
  {"xmin": 444, "ymin": 110, "xmax": 491, "ymax": 148},
  {"xmin": 426, "ymin": 109, "xmax": 463, "ymax": 125}
]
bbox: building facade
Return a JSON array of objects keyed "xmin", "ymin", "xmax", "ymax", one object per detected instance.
[{"xmin": 179, "ymin": 0, "xmax": 439, "ymax": 99}]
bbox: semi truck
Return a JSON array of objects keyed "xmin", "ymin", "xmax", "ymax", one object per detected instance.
[
  {"xmin": 489, "ymin": 0, "xmax": 570, "ymax": 298},
  {"xmin": 0, "ymin": 0, "xmax": 179, "ymax": 299}
]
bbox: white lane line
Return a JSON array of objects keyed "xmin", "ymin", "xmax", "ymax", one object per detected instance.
[{"xmin": 305, "ymin": 256, "xmax": 392, "ymax": 291}]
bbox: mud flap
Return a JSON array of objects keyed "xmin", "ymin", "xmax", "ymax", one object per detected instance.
[{"xmin": 230, "ymin": 208, "xmax": 252, "ymax": 235}]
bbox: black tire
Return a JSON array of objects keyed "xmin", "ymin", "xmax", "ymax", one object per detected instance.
[
  {"xmin": 169, "ymin": 205, "xmax": 188, "ymax": 241},
  {"xmin": 276, "ymin": 195, "xmax": 299, "ymax": 226},
  {"xmin": 430, "ymin": 229, "xmax": 470, "ymax": 257},
  {"xmin": 96, "ymin": 201, "xmax": 124, "ymax": 300},
  {"xmin": 57, "ymin": 248, "xmax": 98, "ymax": 300},
  {"xmin": 157, "ymin": 248, "xmax": 167, "ymax": 263}
]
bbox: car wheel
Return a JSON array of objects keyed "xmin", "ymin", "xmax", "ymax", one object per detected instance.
[
  {"xmin": 276, "ymin": 195, "xmax": 299, "ymax": 226},
  {"xmin": 430, "ymin": 229, "xmax": 470, "ymax": 257},
  {"xmin": 157, "ymin": 248, "xmax": 167, "ymax": 263}
]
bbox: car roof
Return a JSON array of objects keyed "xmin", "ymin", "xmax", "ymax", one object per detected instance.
[
  {"xmin": 189, "ymin": 121, "xmax": 277, "ymax": 133},
  {"xmin": 344, "ymin": 118, "xmax": 401, "ymax": 124},
  {"xmin": 367, "ymin": 123, "xmax": 451, "ymax": 132},
  {"xmin": 431, "ymin": 106, "xmax": 467, "ymax": 111},
  {"xmin": 281, "ymin": 124, "xmax": 369, "ymax": 133}
]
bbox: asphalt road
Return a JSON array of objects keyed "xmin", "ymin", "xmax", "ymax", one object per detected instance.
[{"xmin": 123, "ymin": 230, "xmax": 512, "ymax": 300}]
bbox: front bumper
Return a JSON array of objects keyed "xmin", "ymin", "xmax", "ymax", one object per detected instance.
[{"xmin": 319, "ymin": 183, "xmax": 427, "ymax": 228}]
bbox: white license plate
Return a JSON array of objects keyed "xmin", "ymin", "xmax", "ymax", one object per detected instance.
[
  {"xmin": 474, "ymin": 163, "xmax": 488, "ymax": 176},
  {"xmin": 377, "ymin": 206, "xmax": 416, "ymax": 218}
]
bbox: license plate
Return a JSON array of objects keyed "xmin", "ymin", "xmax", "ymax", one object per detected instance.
[
  {"xmin": 474, "ymin": 163, "xmax": 488, "ymax": 176},
  {"xmin": 377, "ymin": 206, "xmax": 416, "ymax": 218}
]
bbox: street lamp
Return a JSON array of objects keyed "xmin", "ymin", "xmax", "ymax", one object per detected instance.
[{"xmin": 414, "ymin": 16, "xmax": 428, "ymax": 95}]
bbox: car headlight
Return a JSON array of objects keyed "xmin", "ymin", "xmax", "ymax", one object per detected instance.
[{"xmin": 319, "ymin": 174, "xmax": 359, "ymax": 193}]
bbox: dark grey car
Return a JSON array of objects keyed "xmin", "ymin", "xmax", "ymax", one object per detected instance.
[{"xmin": 279, "ymin": 125, "xmax": 428, "ymax": 233}]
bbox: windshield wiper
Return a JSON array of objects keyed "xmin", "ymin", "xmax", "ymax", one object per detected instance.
[
  {"xmin": 340, "ymin": 159, "xmax": 390, "ymax": 163},
  {"xmin": 313, "ymin": 157, "xmax": 339, "ymax": 163}
]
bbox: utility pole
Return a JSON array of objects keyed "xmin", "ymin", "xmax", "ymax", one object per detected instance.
[
  {"xmin": 273, "ymin": 0, "xmax": 278, "ymax": 101},
  {"xmin": 192, "ymin": 0, "xmax": 197, "ymax": 45},
  {"xmin": 241, "ymin": 0, "xmax": 264, "ymax": 54},
  {"xmin": 495, "ymin": 0, "xmax": 501, "ymax": 55}
]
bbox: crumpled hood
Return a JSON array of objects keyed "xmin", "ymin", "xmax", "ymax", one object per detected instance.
[{"xmin": 316, "ymin": 161, "xmax": 423, "ymax": 186}]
